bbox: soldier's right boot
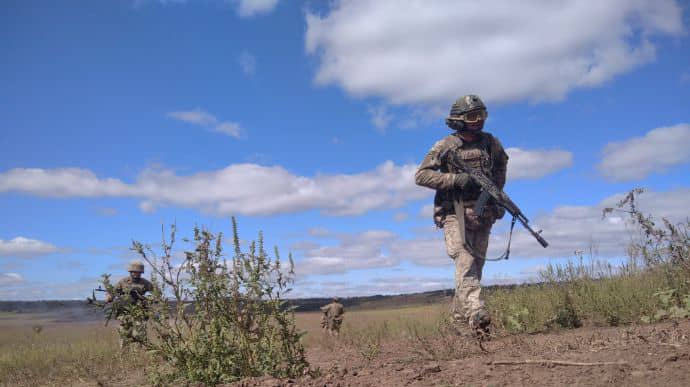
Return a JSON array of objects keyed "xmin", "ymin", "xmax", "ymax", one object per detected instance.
[{"xmin": 469, "ymin": 309, "xmax": 491, "ymax": 340}]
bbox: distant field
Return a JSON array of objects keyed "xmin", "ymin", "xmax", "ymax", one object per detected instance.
[{"xmin": 0, "ymin": 304, "xmax": 447, "ymax": 386}]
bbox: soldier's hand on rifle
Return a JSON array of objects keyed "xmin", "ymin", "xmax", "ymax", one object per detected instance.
[{"xmin": 453, "ymin": 172, "xmax": 475, "ymax": 190}]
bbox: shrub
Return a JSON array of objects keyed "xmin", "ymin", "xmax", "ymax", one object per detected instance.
[
  {"xmin": 488, "ymin": 188, "xmax": 689, "ymax": 333},
  {"xmin": 94, "ymin": 218, "xmax": 308, "ymax": 385}
]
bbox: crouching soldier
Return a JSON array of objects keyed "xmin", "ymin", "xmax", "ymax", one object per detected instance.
[
  {"xmin": 320, "ymin": 297, "xmax": 345, "ymax": 335},
  {"xmin": 105, "ymin": 260, "xmax": 154, "ymax": 348}
]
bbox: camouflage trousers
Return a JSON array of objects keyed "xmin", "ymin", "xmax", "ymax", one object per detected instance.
[
  {"xmin": 442, "ymin": 214, "xmax": 492, "ymax": 325},
  {"xmin": 321, "ymin": 317, "xmax": 342, "ymax": 335},
  {"xmin": 117, "ymin": 316, "xmax": 147, "ymax": 348}
]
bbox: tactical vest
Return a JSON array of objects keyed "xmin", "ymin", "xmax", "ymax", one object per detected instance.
[
  {"xmin": 432, "ymin": 133, "xmax": 499, "ymax": 227},
  {"xmin": 444, "ymin": 134, "xmax": 494, "ymax": 202},
  {"xmin": 116, "ymin": 278, "xmax": 151, "ymax": 304}
]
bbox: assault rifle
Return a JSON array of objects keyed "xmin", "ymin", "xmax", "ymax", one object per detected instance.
[
  {"xmin": 444, "ymin": 151, "xmax": 549, "ymax": 249},
  {"xmin": 86, "ymin": 286, "xmax": 107, "ymax": 305}
]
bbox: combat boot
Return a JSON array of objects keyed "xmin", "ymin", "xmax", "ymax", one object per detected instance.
[{"xmin": 469, "ymin": 309, "xmax": 491, "ymax": 340}]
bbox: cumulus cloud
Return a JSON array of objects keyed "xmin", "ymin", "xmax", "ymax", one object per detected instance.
[
  {"xmin": 306, "ymin": 0, "xmax": 684, "ymax": 105},
  {"xmin": 0, "ymin": 149, "xmax": 571, "ymax": 216},
  {"xmin": 598, "ymin": 123, "xmax": 690, "ymax": 181},
  {"xmin": 0, "ymin": 276, "xmax": 102, "ymax": 300},
  {"xmin": 292, "ymin": 230, "xmax": 398, "ymax": 275},
  {"xmin": 167, "ymin": 109, "xmax": 243, "ymax": 138},
  {"xmin": 484, "ymin": 188, "xmax": 690, "ymax": 260},
  {"xmin": 289, "ymin": 188, "xmax": 690, "ymax": 275},
  {"xmin": 506, "ymin": 148, "xmax": 573, "ymax": 179},
  {"xmin": 0, "ymin": 273, "xmax": 24, "ymax": 287},
  {"xmin": 0, "ymin": 237, "xmax": 61, "ymax": 259},
  {"xmin": 0, "ymin": 162, "xmax": 426, "ymax": 216},
  {"xmin": 235, "ymin": 0, "xmax": 279, "ymax": 17}
]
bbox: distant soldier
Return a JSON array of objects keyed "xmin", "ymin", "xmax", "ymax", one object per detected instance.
[
  {"xmin": 320, "ymin": 297, "xmax": 345, "ymax": 335},
  {"xmin": 415, "ymin": 95, "xmax": 508, "ymax": 337},
  {"xmin": 105, "ymin": 260, "xmax": 154, "ymax": 348}
]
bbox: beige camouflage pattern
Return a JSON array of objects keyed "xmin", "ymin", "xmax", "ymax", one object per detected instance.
[
  {"xmin": 113, "ymin": 277, "xmax": 153, "ymax": 299},
  {"xmin": 112, "ymin": 277, "xmax": 153, "ymax": 348},
  {"xmin": 415, "ymin": 131, "xmax": 508, "ymax": 327},
  {"xmin": 320, "ymin": 301, "xmax": 345, "ymax": 335},
  {"xmin": 443, "ymin": 214, "xmax": 491, "ymax": 322},
  {"xmin": 415, "ymin": 132, "xmax": 508, "ymax": 227}
]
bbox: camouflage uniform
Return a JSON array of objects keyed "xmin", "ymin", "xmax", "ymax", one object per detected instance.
[
  {"xmin": 320, "ymin": 301, "xmax": 345, "ymax": 335},
  {"xmin": 112, "ymin": 276, "xmax": 153, "ymax": 348},
  {"xmin": 415, "ymin": 130, "xmax": 508, "ymax": 327}
]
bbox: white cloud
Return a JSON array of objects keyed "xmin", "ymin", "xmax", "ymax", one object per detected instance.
[
  {"xmin": 0, "ymin": 273, "xmax": 24, "ymax": 287},
  {"xmin": 598, "ymin": 123, "xmax": 690, "ymax": 181},
  {"xmin": 292, "ymin": 230, "xmax": 398, "ymax": 275},
  {"xmin": 506, "ymin": 148, "xmax": 573, "ymax": 179},
  {"xmin": 235, "ymin": 0, "xmax": 279, "ymax": 17},
  {"xmin": 306, "ymin": 0, "xmax": 684, "ymax": 105},
  {"xmin": 419, "ymin": 203, "xmax": 434, "ymax": 219},
  {"xmin": 167, "ymin": 109, "xmax": 243, "ymax": 139},
  {"xmin": 0, "ymin": 276, "xmax": 102, "ymax": 300},
  {"xmin": 214, "ymin": 122, "xmax": 242, "ymax": 138},
  {"xmin": 289, "ymin": 188, "xmax": 690, "ymax": 275},
  {"xmin": 0, "ymin": 162, "xmax": 427, "ymax": 216},
  {"xmin": 0, "ymin": 146, "xmax": 572, "ymax": 217},
  {"xmin": 0, "ymin": 237, "xmax": 61, "ymax": 259},
  {"xmin": 0, "ymin": 168, "xmax": 134, "ymax": 198},
  {"xmin": 367, "ymin": 105, "xmax": 392, "ymax": 132},
  {"xmin": 238, "ymin": 51, "xmax": 256, "ymax": 76},
  {"xmin": 485, "ymin": 188, "xmax": 690, "ymax": 259},
  {"xmin": 167, "ymin": 109, "xmax": 217, "ymax": 126}
]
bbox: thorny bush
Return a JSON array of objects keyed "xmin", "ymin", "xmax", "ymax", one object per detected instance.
[{"xmin": 92, "ymin": 218, "xmax": 308, "ymax": 386}]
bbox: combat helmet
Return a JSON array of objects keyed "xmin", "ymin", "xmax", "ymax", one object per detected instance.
[
  {"xmin": 446, "ymin": 94, "xmax": 488, "ymax": 129},
  {"xmin": 127, "ymin": 260, "xmax": 145, "ymax": 273}
]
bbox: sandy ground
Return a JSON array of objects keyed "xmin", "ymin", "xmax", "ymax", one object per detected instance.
[{"xmin": 232, "ymin": 319, "xmax": 690, "ymax": 387}]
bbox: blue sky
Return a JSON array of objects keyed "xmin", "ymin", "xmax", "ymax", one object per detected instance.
[{"xmin": 1, "ymin": 0, "xmax": 689, "ymax": 300}]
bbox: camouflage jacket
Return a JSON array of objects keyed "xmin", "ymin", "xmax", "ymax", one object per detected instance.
[
  {"xmin": 415, "ymin": 131, "xmax": 508, "ymax": 227},
  {"xmin": 113, "ymin": 277, "xmax": 154, "ymax": 304},
  {"xmin": 320, "ymin": 302, "xmax": 344, "ymax": 320}
]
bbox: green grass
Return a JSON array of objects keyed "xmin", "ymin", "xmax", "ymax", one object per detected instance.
[
  {"xmin": 487, "ymin": 259, "xmax": 690, "ymax": 333},
  {"xmin": 0, "ymin": 306, "xmax": 446, "ymax": 386},
  {"xmin": 3, "ymin": 264, "xmax": 688, "ymax": 385},
  {"xmin": 0, "ymin": 321, "xmax": 146, "ymax": 386}
]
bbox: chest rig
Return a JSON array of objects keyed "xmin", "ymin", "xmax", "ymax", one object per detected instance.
[
  {"xmin": 446, "ymin": 134, "xmax": 494, "ymax": 201},
  {"xmin": 120, "ymin": 279, "xmax": 149, "ymax": 302}
]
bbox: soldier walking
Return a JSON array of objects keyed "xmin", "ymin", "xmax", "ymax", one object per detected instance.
[
  {"xmin": 415, "ymin": 95, "xmax": 508, "ymax": 337},
  {"xmin": 320, "ymin": 297, "xmax": 345, "ymax": 335},
  {"xmin": 105, "ymin": 260, "xmax": 154, "ymax": 348}
]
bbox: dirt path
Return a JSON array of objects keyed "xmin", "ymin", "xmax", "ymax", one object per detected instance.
[{"xmin": 235, "ymin": 319, "xmax": 690, "ymax": 386}]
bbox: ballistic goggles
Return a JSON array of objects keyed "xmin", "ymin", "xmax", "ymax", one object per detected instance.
[{"xmin": 448, "ymin": 109, "xmax": 487, "ymax": 124}]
